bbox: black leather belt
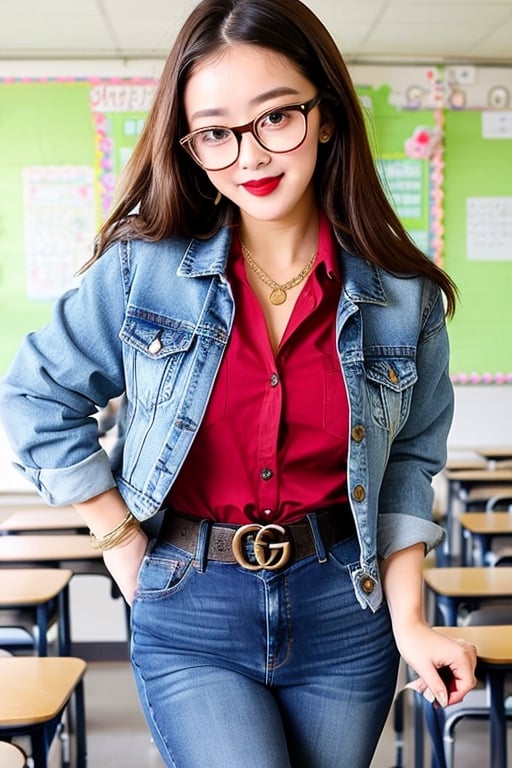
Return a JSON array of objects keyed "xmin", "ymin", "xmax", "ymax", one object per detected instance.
[{"xmin": 159, "ymin": 507, "xmax": 354, "ymax": 570}]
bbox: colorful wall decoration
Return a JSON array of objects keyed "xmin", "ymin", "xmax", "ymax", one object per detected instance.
[{"xmin": 0, "ymin": 68, "xmax": 511, "ymax": 383}]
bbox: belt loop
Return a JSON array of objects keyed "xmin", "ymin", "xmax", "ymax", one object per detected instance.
[
  {"xmin": 195, "ymin": 519, "xmax": 212, "ymax": 573},
  {"xmin": 306, "ymin": 512, "xmax": 328, "ymax": 563}
]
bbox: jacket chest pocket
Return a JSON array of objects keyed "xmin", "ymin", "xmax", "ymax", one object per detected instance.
[
  {"xmin": 120, "ymin": 312, "xmax": 195, "ymax": 409},
  {"xmin": 364, "ymin": 357, "xmax": 417, "ymax": 433}
]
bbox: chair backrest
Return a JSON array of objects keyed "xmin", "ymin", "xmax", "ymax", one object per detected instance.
[
  {"xmin": 461, "ymin": 602, "xmax": 512, "ymax": 626},
  {"xmin": 0, "ymin": 741, "xmax": 27, "ymax": 768},
  {"xmin": 486, "ymin": 494, "xmax": 512, "ymax": 512}
]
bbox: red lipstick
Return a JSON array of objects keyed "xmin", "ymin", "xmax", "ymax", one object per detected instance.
[{"xmin": 242, "ymin": 175, "xmax": 283, "ymax": 196}]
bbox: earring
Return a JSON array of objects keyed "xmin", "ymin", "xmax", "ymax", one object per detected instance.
[
  {"xmin": 319, "ymin": 132, "xmax": 331, "ymax": 144},
  {"xmin": 214, "ymin": 190, "xmax": 222, "ymax": 206}
]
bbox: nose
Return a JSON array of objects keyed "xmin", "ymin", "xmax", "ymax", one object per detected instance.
[{"xmin": 237, "ymin": 131, "xmax": 271, "ymax": 169}]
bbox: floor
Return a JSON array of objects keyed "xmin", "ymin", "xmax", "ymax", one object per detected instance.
[{"xmin": 10, "ymin": 657, "xmax": 507, "ymax": 768}]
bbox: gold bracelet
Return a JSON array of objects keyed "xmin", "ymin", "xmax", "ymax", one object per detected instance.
[{"xmin": 90, "ymin": 511, "xmax": 140, "ymax": 551}]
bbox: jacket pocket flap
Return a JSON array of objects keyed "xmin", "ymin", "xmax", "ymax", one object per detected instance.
[
  {"xmin": 120, "ymin": 311, "xmax": 194, "ymax": 358},
  {"xmin": 365, "ymin": 358, "xmax": 417, "ymax": 392}
]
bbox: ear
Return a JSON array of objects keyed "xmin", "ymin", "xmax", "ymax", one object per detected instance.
[{"xmin": 318, "ymin": 112, "xmax": 335, "ymax": 144}]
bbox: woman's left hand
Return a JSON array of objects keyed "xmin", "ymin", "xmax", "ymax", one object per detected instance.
[{"xmin": 398, "ymin": 622, "xmax": 478, "ymax": 707}]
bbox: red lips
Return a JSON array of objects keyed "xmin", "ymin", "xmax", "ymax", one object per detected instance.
[{"xmin": 241, "ymin": 175, "xmax": 283, "ymax": 196}]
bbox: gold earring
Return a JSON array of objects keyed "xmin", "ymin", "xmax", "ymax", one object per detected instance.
[
  {"xmin": 319, "ymin": 132, "xmax": 331, "ymax": 144},
  {"xmin": 214, "ymin": 190, "xmax": 222, "ymax": 206}
]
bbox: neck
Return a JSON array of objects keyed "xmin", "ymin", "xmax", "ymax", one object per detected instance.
[{"xmin": 239, "ymin": 208, "xmax": 320, "ymax": 270}]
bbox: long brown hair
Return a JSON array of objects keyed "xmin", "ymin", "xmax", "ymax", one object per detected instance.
[{"xmin": 87, "ymin": 0, "xmax": 456, "ymax": 315}]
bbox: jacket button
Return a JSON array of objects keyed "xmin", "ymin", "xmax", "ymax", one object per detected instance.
[
  {"xmin": 388, "ymin": 366, "xmax": 398, "ymax": 384},
  {"xmin": 360, "ymin": 575, "xmax": 375, "ymax": 594},
  {"xmin": 148, "ymin": 337, "xmax": 162, "ymax": 355},
  {"xmin": 352, "ymin": 484, "xmax": 366, "ymax": 502},
  {"xmin": 351, "ymin": 425, "xmax": 365, "ymax": 442}
]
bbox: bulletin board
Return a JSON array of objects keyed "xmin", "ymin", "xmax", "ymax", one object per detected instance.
[
  {"xmin": 357, "ymin": 67, "xmax": 512, "ymax": 383},
  {"xmin": 0, "ymin": 71, "xmax": 511, "ymax": 382},
  {"xmin": 443, "ymin": 109, "xmax": 512, "ymax": 383},
  {"xmin": 0, "ymin": 78, "xmax": 156, "ymax": 375}
]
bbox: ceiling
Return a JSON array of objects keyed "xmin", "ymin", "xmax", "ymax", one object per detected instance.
[{"xmin": 1, "ymin": 0, "xmax": 512, "ymax": 65}]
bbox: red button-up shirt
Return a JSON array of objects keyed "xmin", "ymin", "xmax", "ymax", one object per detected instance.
[{"xmin": 167, "ymin": 214, "xmax": 349, "ymax": 525}]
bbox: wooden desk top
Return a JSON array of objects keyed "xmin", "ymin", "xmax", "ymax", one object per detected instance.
[
  {"xmin": 0, "ymin": 534, "xmax": 101, "ymax": 562},
  {"xmin": 458, "ymin": 512, "xmax": 512, "ymax": 534},
  {"xmin": 424, "ymin": 567, "xmax": 512, "ymax": 597},
  {"xmin": 0, "ymin": 656, "xmax": 87, "ymax": 724},
  {"xmin": 0, "ymin": 506, "xmax": 85, "ymax": 533},
  {"xmin": 444, "ymin": 468, "xmax": 512, "ymax": 482},
  {"xmin": 0, "ymin": 568, "xmax": 73, "ymax": 606},
  {"xmin": 446, "ymin": 451, "xmax": 487, "ymax": 470},
  {"xmin": 475, "ymin": 446, "xmax": 512, "ymax": 461},
  {"xmin": 434, "ymin": 625, "xmax": 512, "ymax": 665},
  {"xmin": 0, "ymin": 741, "xmax": 26, "ymax": 768}
]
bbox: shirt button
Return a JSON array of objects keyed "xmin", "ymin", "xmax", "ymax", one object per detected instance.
[
  {"xmin": 270, "ymin": 372, "xmax": 279, "ymax": 387},
  {"xmin": 263, "ymin": 508, "xmax": 273, "ymax": 517},
  {"xmin": 351, "ymin": 425, "xmax": 366, "ymax": 442},
  {"xmin": 260, "ymin": 468, "xmax": 273, "ymax": 481},
  {"xmin": 352, "ymin": 484, "xmax": 366, "ymax": 502}
]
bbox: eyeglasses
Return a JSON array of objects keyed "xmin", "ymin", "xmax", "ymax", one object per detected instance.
[{"xmin": 180, "ymin": 94, "xmax": 322, "ymax": 171}]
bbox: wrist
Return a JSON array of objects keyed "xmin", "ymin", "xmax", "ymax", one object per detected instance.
[{"xmin": 90, "ymin": 510, "xmax": 140, "ymax": 551}]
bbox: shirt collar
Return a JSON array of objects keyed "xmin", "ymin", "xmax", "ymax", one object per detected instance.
[{"xmin": 315, "ymin": 210, "xmax": 341, "ymax": 283}]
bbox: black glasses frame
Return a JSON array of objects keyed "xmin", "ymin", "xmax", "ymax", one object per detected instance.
[{"xmin": 180, "ymin": 93, "xmax": 323, "ymax": 171}]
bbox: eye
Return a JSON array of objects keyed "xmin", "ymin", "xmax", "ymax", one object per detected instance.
[
  {"xmin": 196, "ymin": 127, "xmax": 233, "ymax": 145},
  {"xmin": 258, "ymin": 108, "xmax": 293, "ymax": 130}
]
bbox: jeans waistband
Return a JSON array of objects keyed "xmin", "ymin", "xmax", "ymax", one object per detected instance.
[{"xmin": 158, "ymin": 506, "xmax": 354, "ymax": 571}]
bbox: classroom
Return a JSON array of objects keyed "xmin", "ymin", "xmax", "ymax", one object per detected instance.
[{"xmin": 0, "ymin": 1, "xmax": 511, "ymax": 767}]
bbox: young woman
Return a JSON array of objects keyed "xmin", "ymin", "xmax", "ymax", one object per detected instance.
[{"xmin": 0, "ymin": 1, "xmax": 476, "ymax": 765}]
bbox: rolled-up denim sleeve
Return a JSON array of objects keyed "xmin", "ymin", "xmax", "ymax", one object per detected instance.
[
  {"xmin": 0, "ymin": 243, "xmax": 126, "ymax": 505},
  {"xmin": 377, "ymin": 283, "xmax": 453, "ymax": 559}
]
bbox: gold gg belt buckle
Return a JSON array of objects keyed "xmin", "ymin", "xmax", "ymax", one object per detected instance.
[{"xmin": 231, "ymin": 523, "xmax": 292, "ymax": 570}]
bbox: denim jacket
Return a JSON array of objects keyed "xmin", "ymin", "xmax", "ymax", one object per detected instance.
[{"xmin": 0, "ymin": 226, "xmax": 450, "ymax": 610}]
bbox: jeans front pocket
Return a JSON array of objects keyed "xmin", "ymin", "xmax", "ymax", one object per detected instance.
[{"xmin": 134, "ymin": 540, "xmax": 195, "ymax": 602}]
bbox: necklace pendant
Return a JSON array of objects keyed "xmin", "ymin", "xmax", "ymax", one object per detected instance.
[{"xmin": 269, "ymin": 287, "xmax": 287, "ymax": 305}]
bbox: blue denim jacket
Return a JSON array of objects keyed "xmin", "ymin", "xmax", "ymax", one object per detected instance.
[{"xmin": 0, "ymin": 226, "xmax": 450, "ymax": 609}]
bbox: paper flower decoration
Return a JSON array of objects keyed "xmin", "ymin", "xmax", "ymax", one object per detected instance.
[{"xmin": 404, "ymin": 126, "xmax": 441, "ymax": 159}]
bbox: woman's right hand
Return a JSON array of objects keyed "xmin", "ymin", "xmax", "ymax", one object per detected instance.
[{"xmin": 102, "ymin": 527, "xmax": 149, "ymax": 605}]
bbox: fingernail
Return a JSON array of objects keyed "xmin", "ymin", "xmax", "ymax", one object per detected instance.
[
  {"xmin": 436, "ymin": 691, "xmax": 448, "ymax": 708},
  {"xmin": 423, "ymin": 689, "xmax": 435, "ymax": 703}
]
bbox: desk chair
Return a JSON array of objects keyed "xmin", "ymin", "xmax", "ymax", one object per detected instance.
[
  {"xmin": 483, "ymin": 494, "xmax": 512, "ymax": 566},
  {"xmin": 0, "ymin": 569, "xmax": 72, "ymax": 656},
  {"xmin": 0, "ymin": 741, "xmax": 28, "ymax": 768},
  {"xmin": 0, "ymin": 656, "xmax": 87, "ymax": 768}
]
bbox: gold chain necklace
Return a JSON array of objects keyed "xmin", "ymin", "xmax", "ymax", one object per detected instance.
[{"xmin": 241, "ymin": 243, "xmax": 317, "ymax": 305}]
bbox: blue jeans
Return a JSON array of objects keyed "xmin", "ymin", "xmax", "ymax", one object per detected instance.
[{"xmin": 130, "ymin": 530, "xmax": 399, "ymax": 768}]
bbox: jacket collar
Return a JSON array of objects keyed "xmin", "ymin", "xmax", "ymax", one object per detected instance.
[
  {"xmin": 339, "ymin": 250, "xmax": 387, "ymax": 306},
  {"xmin": 177, "ymin": 226, "xmax": 388, "ymax": 307}
]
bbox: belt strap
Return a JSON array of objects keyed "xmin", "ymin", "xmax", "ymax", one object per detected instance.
[{"xmin": 158, "ymin": 507, "xmax": 354, "ymax": 565}]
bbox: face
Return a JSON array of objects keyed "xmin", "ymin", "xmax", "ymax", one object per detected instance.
[{"xmin": 182, "ymin": 44, "xmax": 331, "ymax": 228}]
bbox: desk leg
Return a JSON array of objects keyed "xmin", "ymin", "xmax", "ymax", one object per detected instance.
[
  {"xmin": 435, "ymin": 596, "xmax": 458, "ymax": 627},
  {"xmin": 58, "ymin": 584, "xmax": 72, "ymax": 656},
  {"xmin": 488, "ymin": 669, "xmax": 507, "ymax": 768},
  {"xmin": 473, "ymin": 534, "xmax": 492, "ymax": 567},
  {"xmin": 36, "ymin": 604, "xmax": 49, "ymax": 656}
]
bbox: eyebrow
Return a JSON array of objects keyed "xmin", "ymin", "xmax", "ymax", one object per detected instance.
[{"xmin": 189, "ymin": 86, "xmax": 301, "ymax": 122}]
